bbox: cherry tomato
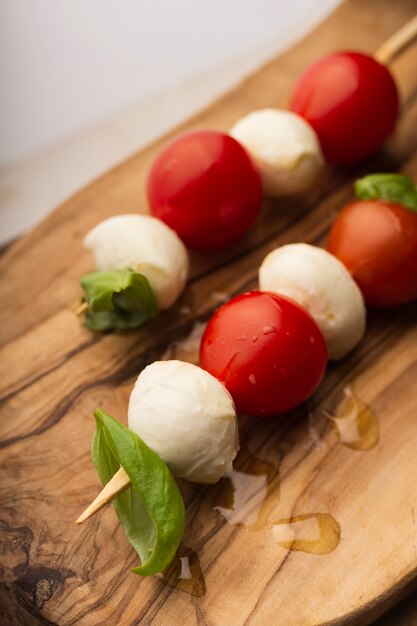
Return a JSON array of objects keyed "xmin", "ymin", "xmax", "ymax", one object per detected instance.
[
  {"xmin": 200, "ymin": 291, "xmax": 328, "ymax": 417},
  {"xmin": 147, "ymin": 130, "xmax": 262, "ymax": 251},
  {"xmin": 290, "ymin": 52, "xmax": 399, "ymax": 164},
  {"xmin": 327, "ymin": 200, "xmax": 417, "ymax": 306}
]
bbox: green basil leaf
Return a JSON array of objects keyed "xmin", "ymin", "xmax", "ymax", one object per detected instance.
[
  {"xmin": 92, "ymin": 408, "xmax": 186, "ymax": 576},
  {"xmin": 80, "ymin": 269, "xmax": 159, "ymax": 332},
  {"xmin": 355, "ymin": 174, "xmax": 417, "ymax": 212}
]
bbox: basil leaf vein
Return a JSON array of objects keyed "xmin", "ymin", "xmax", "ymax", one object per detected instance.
[
  {"xmin": 92, "ymin": 408, "xmax": 185, "ymax": 576},
  {"xmin": 80, "ymin": 269, "xmax": 159, "ymax": 332},
  {"xmin": 355, "ymin": 173, "xmax": 417, "ymax": 213}
]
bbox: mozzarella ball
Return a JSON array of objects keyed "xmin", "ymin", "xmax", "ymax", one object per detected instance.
[
  {"xmin": 230, "ymin": 109, "xmax": 324, "ymax": 196},
  {"xmin": 84, "ymin": 214, "xmax": 189, "ymax": 309},
  {"xmin": 259, "ymin": 244, "xmax": 365, "ymax": 360},
  {"xmin": 128, "ymin": 360, "xmax": 238, "ymax": 483}
]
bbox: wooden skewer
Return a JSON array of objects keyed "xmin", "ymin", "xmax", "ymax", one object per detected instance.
[
  {"xmin": 375, "ymin": 14, "xmax": 417, "ymax": 65},
  {"xmin": 76, "ymin": 301, "xmax": 89, "ymax": 316},
  {"xmin": 75, "ymin": 467, "xmax": 132, "ymax": 524}
]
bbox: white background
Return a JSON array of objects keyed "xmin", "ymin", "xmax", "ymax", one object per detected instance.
[{"xmin": 0, "ymin": 0, "xmax": 339, "ymax": 242}]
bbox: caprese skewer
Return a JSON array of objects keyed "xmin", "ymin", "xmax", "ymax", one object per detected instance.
[
  {"xmin": 145, "ymin": 16, "xmax": 417, "ymax": 240},
  {"xmin": 74, "ymin": 16, "xmax": 417, "ymax": 578}
]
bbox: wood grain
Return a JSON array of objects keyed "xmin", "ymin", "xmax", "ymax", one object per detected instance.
[{"xmin": 1, "ymin": 1, "xmax": 417, "ymax": 624}]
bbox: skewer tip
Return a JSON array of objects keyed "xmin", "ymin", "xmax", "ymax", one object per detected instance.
[
  {"xmin": 76, "ymin": 301, "xmax": 89, "ymax": 316},
  {"xmin": 75, "ymin": 467, "xmax": 131, "ymax": 524}
]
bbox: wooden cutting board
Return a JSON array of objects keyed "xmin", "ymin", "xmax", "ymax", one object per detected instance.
[{"xmin": 1, "ymin": 1, "xmax": 417, "ymax": 624}]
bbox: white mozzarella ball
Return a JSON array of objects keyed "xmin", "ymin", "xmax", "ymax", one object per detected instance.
[
  {"xmin": 259, "ymin": 244, "xmax": 366, "ymax": 360},
  {"xmin": 128, "ymin": 360, "xmax": 238, "ymax": 483},
  {"xmin": 84, "ymin": 214, "xmax": 189, "ymax": 309},
  {"xmin": 230, "ymin": 109, "xmax": 324, "ymax": 196}
]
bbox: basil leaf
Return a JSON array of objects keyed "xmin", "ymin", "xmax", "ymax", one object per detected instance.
[
  {"xmin": 80, "ymin": 269, "xmax": 159, "ymax": 332},
  {"xmin": 355, "ymin": 174, "xmax": 417, "ymax": 213},
  {"xmin": 92, "ymin": 409, "xmax": 186, "ymax": 576}
]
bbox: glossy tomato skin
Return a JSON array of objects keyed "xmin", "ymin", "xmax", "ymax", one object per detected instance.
[
  {"xmin": 200, "ymin": 291, "xmax": 328, "ymax": 417},
  {"xmin": 147, "ymin": 130, "xmax": 263, "ymax": 251},
  {"xmin": 290, "ymin": 52, "xmax": 399, "ymax": 164},
  {"xmin": 327, "ymin": 200, "xmax": 417, "ymax": 306}
]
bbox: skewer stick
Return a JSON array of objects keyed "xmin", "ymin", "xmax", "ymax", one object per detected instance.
[
  {"xmin": 76, "ymin": 301, "xmax": 89, "ymax": 316},
  {"xmin": 75, "ymin": 467, "xmax": 132, "ymax": 524},
  {"xmin": 375, "ymin": 14, "xmax": 417, "ymax": 65}
]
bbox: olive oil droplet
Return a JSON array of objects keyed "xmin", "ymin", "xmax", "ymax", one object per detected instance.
[
  {"xmin": 272, "ymin": 513, "xmax": 341, "ymax": 554},
  {"xmin": 213, "ymin": 454, "xmax": 280, "ymax": 531},
  {"xmin": 325, "ymin": 386, "xmax": 379, "ymax": 450},
  {"xmin": 161, "ymin": 546, "xmax": 206, "ymax": 597}
]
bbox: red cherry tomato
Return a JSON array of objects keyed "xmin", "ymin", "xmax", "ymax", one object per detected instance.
[
  {"xmin": 200, "ymin": 291, "xmax": 328, "ymax": 417},
  {"xmin": 327, "ymin": 200, "xmax": 417, "ymax": 306},
  {"xmin": 147, "ymin": 130, "xmax": 262, "ymax": 251},
  {"xmin": 290, "ymin": 52, "xmax": 399, "ymax": 164}
]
